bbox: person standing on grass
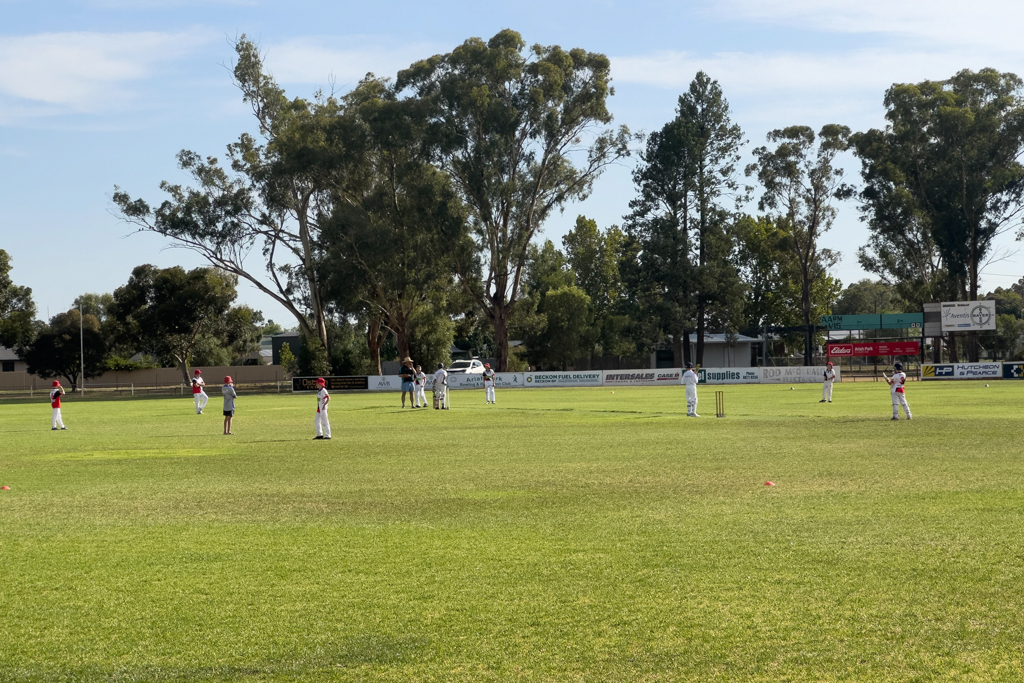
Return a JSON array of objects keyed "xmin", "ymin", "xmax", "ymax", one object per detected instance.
[
  {"xmin": 886, "ymin": 361, "xmax": 912, "ymax": 421},
  {"xmin": 482, "ymin": 363, "xmax": 496, "ymax": 404},
  {"xmin": 191, "ymin": 369, "xmax": 209, "ymax": 414},
  {"xmin": 820, "ymin": 361, "xmax": 836, "ymax": 403},
  {"xmin": 49, "ymin": 380, "xmax": 67, "ymax": 430},
  {"xmin": 399, "ymin": 357, "xmax": 415, "ymax": 408},
  {"xmin": 222, "ymin": 376, "xmax": 237, "ymax": 435},
  {"xmin": 683, "ymin": 362, "xmax": 700, "ymax": 417},
  {"xmin": 314, "ymin": 377, "xmax": 331, "ymax": 440},
  {"xmin": 433, "ymin": 363, "xmax": 448, "ymax": 410},
  {"xmin": 413, "ymin": 365, "xmax": 427, "ymax": 408}
]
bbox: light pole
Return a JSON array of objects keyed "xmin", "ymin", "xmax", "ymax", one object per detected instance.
[{"xmin": 78, "ymin": 305, "xmax": 85, "ymax": 395}]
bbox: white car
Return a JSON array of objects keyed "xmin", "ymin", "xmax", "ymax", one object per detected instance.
[{"xmin": 447, "ymin": 358, "xmax": 485, "ymax": 374}]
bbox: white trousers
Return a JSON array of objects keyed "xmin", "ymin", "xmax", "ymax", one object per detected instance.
[
  {"xmin": 434, "ymin": 386, "xmax": 448, "ymax": 409},
  {"xmin": 892, "ymin": 392, "xmax": 911, "ymax": 419},
  {"xmin": 415, "ymin": 386, "xmax": 426, "ymax": 406},
  {"xmin": 316, "ymin": 409, "xmax": 331, "ymax": 438},
  {"xmin": 52, "ymin": 408, "xmax": 64, "ymax": 429},
  {"xmin": 485, "ymin": 384, "xmax": 495, "ymax": 403},
  {"xmin": 194, "ymin": 391, "xmax": 208, "ymax": 412},
  {"xmin": 822, "ymin": 381, "xmax": 833, "ymax": 401},
  {"xmin": 685, "ymin": 386, "xmax": 698, "ymax": 415}
]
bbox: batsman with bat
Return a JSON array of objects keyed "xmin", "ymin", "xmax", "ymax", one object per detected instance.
[
  {"xmin": 683, "ymin": 362, "xmax": 700, "ymax": 417},
  {"xmin": 883, "ymin": 361, "xmax": 912, "ymax": 421}
]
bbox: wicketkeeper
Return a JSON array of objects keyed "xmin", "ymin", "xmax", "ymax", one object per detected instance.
[
  {"xmin": 683, "ymin": 362, "xmax": 699, "ymax": 417},
  {"xmin": 820, "ymin": 361, "xmax": 836, "ymax": 403}
]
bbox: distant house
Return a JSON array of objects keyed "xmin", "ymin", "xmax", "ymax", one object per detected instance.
[
  {"xmin": 653, "ymin": 333, "xmax": 763, "ymax": 368},
  {"xmin": 270, "ymin": 331, "xmax": 303, "ymax": 366},
  {"xmin": 0, "ymin": 345, "xmax": 26, "ymax": 373}
]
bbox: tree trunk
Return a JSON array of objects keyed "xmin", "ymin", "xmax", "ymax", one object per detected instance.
[
  {"xmin": 696, "ymin": 304, "xmax": 705, "ymax": 366},
  {"xmin": 491, "ymin": 304, "xmax": 511, "ymax": 372},
  {"xmin": 672, "ymin": 333, "xmax": 683, "ymax": 368},
  {"xmin": 391, "ymin": 311, "xmax": 411, "ymax": 362},
  {"xmin": 932, "ymin": 336, "xmax": 942, "ymax": 363},
  {"xmin": 948, "ymin": 333, "xmax": 959, "ymax": 363},
  {"xmin": 367, "ymin": 317, "xmax": 385, "ymax": 375},
  {"xmin": 682, "ymin": 331, "xmax": 692, "ymax": 367},
  {"xmin": 177, "ymin": 358, "xmax": 191, "ymax": 386}
]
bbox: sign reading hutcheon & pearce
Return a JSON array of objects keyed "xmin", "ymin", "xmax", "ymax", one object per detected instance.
[
  {"xmin": 922, "ymin": 363, "xmax": 1001, "ymax": 380},
  {"xmin": 603, "ymin": 370, "xmax": 681, "ymax": 386},
  {"xmin": 524, "ymin": 371, "xmax": 603, "ymax": 387},
  {"xmin": 941, "ymin": 300, "xmax": 996, "ymax": 331}
]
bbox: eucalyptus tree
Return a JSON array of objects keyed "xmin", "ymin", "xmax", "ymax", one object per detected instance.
[
  {"xmin": 747, "ymin": 124, "xmax": 850, "ymax": 364},
  {"xmin": 397, "ymin": 29, "xmax": 632, "ymax": 370},
  {"xmin": 0, "ymin": 249, "xmax": 36, "ymax": 351},
  {"xmin": 113, "ymin": 36, "xmax": 361, "ymax": 362}
]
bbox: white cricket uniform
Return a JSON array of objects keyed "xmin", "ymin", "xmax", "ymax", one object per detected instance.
[
  {"xmin": 414, "ymin": 371, "xmax": 427, "ymax": 407},
  {"xmin": 822, "ymin": 367, "xmax": 836, "ymax": 401},
  {"xmin": 890, "ymin": 371, "xmax": 911, "ymax": 419},
  {"xmin": 316, "ymin": 387, "xmax": 332, "ymax": 438},
  {"xmin": 433, "ymin": 369, "xmax": 448, "ymax": 409},
  {"xmin": 483, "ymin": 369, "xmax": 496, "ymax": 404},
  {"xmin": 50, "ymin": 389, "xmax": 65, "ymax": 429},
  {"xmin": 682, "ymin": 369, "xmax": 699, "ymax": 416},
  {"xmin": 192, "ymin": 376, "xmax": 208, "ymax": 413}
]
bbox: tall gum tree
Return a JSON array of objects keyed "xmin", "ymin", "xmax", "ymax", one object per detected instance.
[
  {"xmin": 747, "ymin": 124, "xmax": 850, "ymax": 365},
  {"xmin": 396, "ymin": 29, "xmax": 632, "ymax": 371}
]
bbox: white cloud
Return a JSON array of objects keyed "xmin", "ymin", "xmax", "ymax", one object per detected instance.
[
  {"xmin": 261, "ymin": 37, "xmax": 447, "ymax": 88},
  {"xmin": 0, "ymin": 30, "xmax": 215, "ymax": 113}
]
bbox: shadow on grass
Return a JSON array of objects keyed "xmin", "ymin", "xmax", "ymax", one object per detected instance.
[{"xmin": 1, "ymin": 634, "xmax": 432, "ymax": 682}]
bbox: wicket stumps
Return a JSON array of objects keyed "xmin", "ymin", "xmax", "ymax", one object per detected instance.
[{"xmin": 715, "ymin": 391, "xmax": 725, "ymax": 418}]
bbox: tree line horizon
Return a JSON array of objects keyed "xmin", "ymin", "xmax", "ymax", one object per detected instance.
[{"xmin": 5, "ymin": 30, "xmax": 1024, "ymax": 381}]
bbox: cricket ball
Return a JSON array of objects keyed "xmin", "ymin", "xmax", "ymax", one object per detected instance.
[{"xmin": 985, "ymin": 384, "xmax": 990, "ymax": 387}]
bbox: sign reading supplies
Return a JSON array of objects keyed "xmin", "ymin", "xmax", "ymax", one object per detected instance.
[
  {"xmin": 525, "ymin": 371, "xmax": 603, "ymax": 387},
  {"xmin": 603, "ymin": 370, "xmax": 681, "ymax": 386},
  {"xmin": 941, "ymin": 300, "xmax": 996, "ymax": 331},
  {"xmin": 697, "ymin": 368, "xmax": 761, "ymax": 384},
  {"xmin": 293, "ymin": 376, "xmax": 368, "ymax": 392}
]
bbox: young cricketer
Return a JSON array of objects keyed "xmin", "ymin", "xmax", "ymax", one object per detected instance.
[
  {"xmin": 821, "ymin": 361, "xmax": 836, "ymax": 403},
  {"xmin": 314, "ymin": 377, "xmax": 332, "ymax": 439},
  {"xmin": 413, "ymin": 365, "xmax": 427, "ymax": 408},
  {"xmin": 433, "ymin": 363, "xmax": 448, "ymax": 410},
  {"xmin": 222, "ymin": 376, "xmax": 237, "ymax": 435},
  {"xmin": 482, "ymin": 363, "xmax": 496, "ymax": 404},
  {"xmin": 683, "ymin": 362, "xmax": 699, "ymax": 417},
  {"xmin": 192, "ymin": 369, "xmax": 209, "ymax": 414},
  {"xmin": 886, "ymin": 362, "xmax": 912, "ymax": 421},
  {"xmin": 49, "ymin": 380, "xmax": 67, "ymax": 430}
]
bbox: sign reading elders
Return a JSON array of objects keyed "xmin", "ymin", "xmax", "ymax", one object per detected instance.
[
  {"xmin": 827, "ymin": 341, "xmax": 920, "ymax": 357},
  {"xmin": 293, "ymin": 376, "xmax": 368, "ymax": 392},
  {"xmin": 940, "ymin": 300, "xmax": 996, "ymax": 331}
]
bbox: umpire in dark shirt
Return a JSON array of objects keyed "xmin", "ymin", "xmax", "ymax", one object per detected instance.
[{"xmin": 399, "ymin": 356, "xmax": 415, "ymax": 408}]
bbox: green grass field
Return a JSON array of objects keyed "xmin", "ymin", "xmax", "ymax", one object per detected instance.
[{"xmin": 1, "ymin": 381, "xmax": 1022, "ymax": 682}]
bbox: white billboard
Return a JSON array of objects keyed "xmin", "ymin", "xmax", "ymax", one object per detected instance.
[
  {"xmin": 524, "ymin": 371, "xmax": 604, "ymax": 387},
  {"xmin": 698, "ymin": 368, "xmax": 762, "ymax": 384},
  {"xmin": 445, "ymin": 372, "xmax": 526, "ymax": 390},
  {"xmin": 367, "ymin": 375, "xmax": 402, "ymax": 391},
  {"xmin": 760, "ymin": 366, "xmax": 838, "ymax": 384},
  {"xmin": 603, "ymin": 369, "xmax": 682, "ymax": 386},
  {"xmin": 941, "ymin": 300, "xmax": 996, "ymax": 331}
]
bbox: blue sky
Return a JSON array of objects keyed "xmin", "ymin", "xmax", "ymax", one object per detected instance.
[{"xmin": 3, "ymin": 0, "xmax": 1024, "ymax": 326}]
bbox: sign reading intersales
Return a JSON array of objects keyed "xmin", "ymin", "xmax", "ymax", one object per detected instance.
[{"xmin": 827, "ymin": 341, "xmax": 920, "ymax": 357}]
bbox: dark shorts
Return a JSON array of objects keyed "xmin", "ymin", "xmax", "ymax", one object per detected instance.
[
  {"xmin": 223, "ymin": 410, "xmax": 234, "ymax": 417},
  {"xmin": 401, "ymin": 381, "xmax": 413, "ymax": 392}
]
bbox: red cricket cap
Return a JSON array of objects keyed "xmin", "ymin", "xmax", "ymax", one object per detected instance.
[
  {"xmin": 224, "ymin": 376, "xmax": 232, "ymax": 383},
  {"xmin": 194, "ymin": 369, "xmax": 202, "ymax": 375},
  {"xmin": 316, "ymin": 377, "xmax": 326, "ymax": 384},
  {"xmin": 52, "ymin": 380, "xmax": 60, "ymax": 387},
  {"xmin": 827, "ymin": 361, "xmax": 833, "ymax": 366},
  {"xmin": 485, "ymin": 363, "xmax": 490, "ymax": 368}
]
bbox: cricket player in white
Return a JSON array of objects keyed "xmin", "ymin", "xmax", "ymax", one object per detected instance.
[
  {"xmin": 50, "ymin": 380, "xmax": 67, "ymax": 430},
  {"xmin": 820, "ymin": 361, "xmax": 836, "ymax": 403},
  {"xmin": 886, "ymin": 362, "xmax": 912, "ymax": 420},
  {"xmin": 433, "ymin": 363, "xmax": 448, "ymax": 410},
  {"xmin": 682, "ymin": 362, "xmax": 699, "ymax": 417},
  {"xmin": 192, "ymin": 369, "xmax": 209, "ymax": 414},
  {"xmin": 314, "ymin": 377, "xmax": 332, "ymax": 439},
  {"xmin": 413, "ymin": 365, "xmax": 427, "ymax": 408},
  {"xmin": 482, "ymin": 363, "xmax": 496, "ymax": 404}
]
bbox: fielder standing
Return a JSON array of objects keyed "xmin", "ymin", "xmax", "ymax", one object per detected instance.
[
  {"xmin": 222, "ymin": 376, "xmax": 237, "ymax": 435},
  {"xmin": 433, "ymin": 363, "xmax": 448, "ymax": 410},
  {"xmin": 191, "ymin": 369, "xmax": 209, "ymax": 414},
  {"xmin": 886, "ymin": 362, "xmax": 912, "ymax": 421},
  {"xmin": 49, "ymin": 380, "xmax": 67, "ymax": 430},
  {"xmin": 820, "ymin": 361, "xmax": 836, "ymax": 403},
  {"xmin": 314, "ymin": 377, "xmax": 332, "ymax": 440},
  {"xmin": 413, "ymin": 365, "xmax": 427, "ymax": 408},
  {"xmin": 683, "ymin": 362, "xmax": 700, "ymax": 417},
  {"xmin": 482, "ymin": 363, "xmax": 496, "ymax": 404}
]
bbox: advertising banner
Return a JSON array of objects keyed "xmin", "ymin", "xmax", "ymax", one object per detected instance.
[
  {"xmin": 1003, "ymin": 362, "xmax": 1024, "ymax": 379},
  {"xmin": 827, "ymin": 341, "xmax": 920, "ymax": 357},
  {"xmin": 524, "ymin": 371, "xmax": 604, "ymax": 387},
  {"xmin": 603, "ymin": 369, "xmax": 682, "ymax": 386},
  {"xmin": 881, "ymin": 313, "xmax": 923, "ymax": 329},
  {"xmin": 941, "ymin": 300, "xmax": 997, "ymax": 331},
  {"xmin": 697, "ymin": 368, "xmax": 762, "ymax": 384},
  {"xmin": 819, "ymin": 314, "xmax": 881, "ymax": 330},
  {"xmin": 760, "ymin": 366, "xmax": 838, "ymax": 384},
  {"xmin": 922, "ymin": 363, "xmax": 1001, "ymax": 380},
  {"xmin": 367, "ymin": 375, "xmax": 402, "ymax": 391},
  {"xmin": 444, "ymin": 372, "xmax": 527, "ymax": 390},
  {"xmin": 292, "ymin": 376, "xmax": 368, "ymax": 392}
]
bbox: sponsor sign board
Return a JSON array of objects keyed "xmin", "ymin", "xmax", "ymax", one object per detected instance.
[
  {"xmin": 922, "ymin": 363, "xmax": 1000, "ymax": 379},
  {"xmin": 1003, "ymin": 363, "xmax": 1024, "ymax": 379},
  {"xmin": 827, "ymin": 341, "xmax": 920, "ymax": 357},
  {"xmin": 444, "ymin": 373, "xmax": 526, "ymax": 390},
  {"xmin": 697, "ymin": 368, "xmax": 762, "ymax": 384},
  {"xmin": 881, "ymin": 313, "xmax": 924, "ymax": 329},
  {"xmin": 603, "ymin": 369, "xmax": 682, "ymax": 386},
  {"xmin": 367, "ymin": 375, "xmax": 402, "ymax": 391},
  {"xmin": 292, "ymin": 376, "xmax": 368, "ymax": 392},
  {"xmin": 761, "ymin": 366, "xmax": 838, "ymax": 384},
  {"xmin": 941, "ymin": 300, "xmax": 997, "ymax": 331},
  {"xmin": 524, "ymin": 371, "xmax": 604, "ymax": 387},
  {"xmin": 819, "ymin": 314, "xmax": 880, "ymax": 330}
]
